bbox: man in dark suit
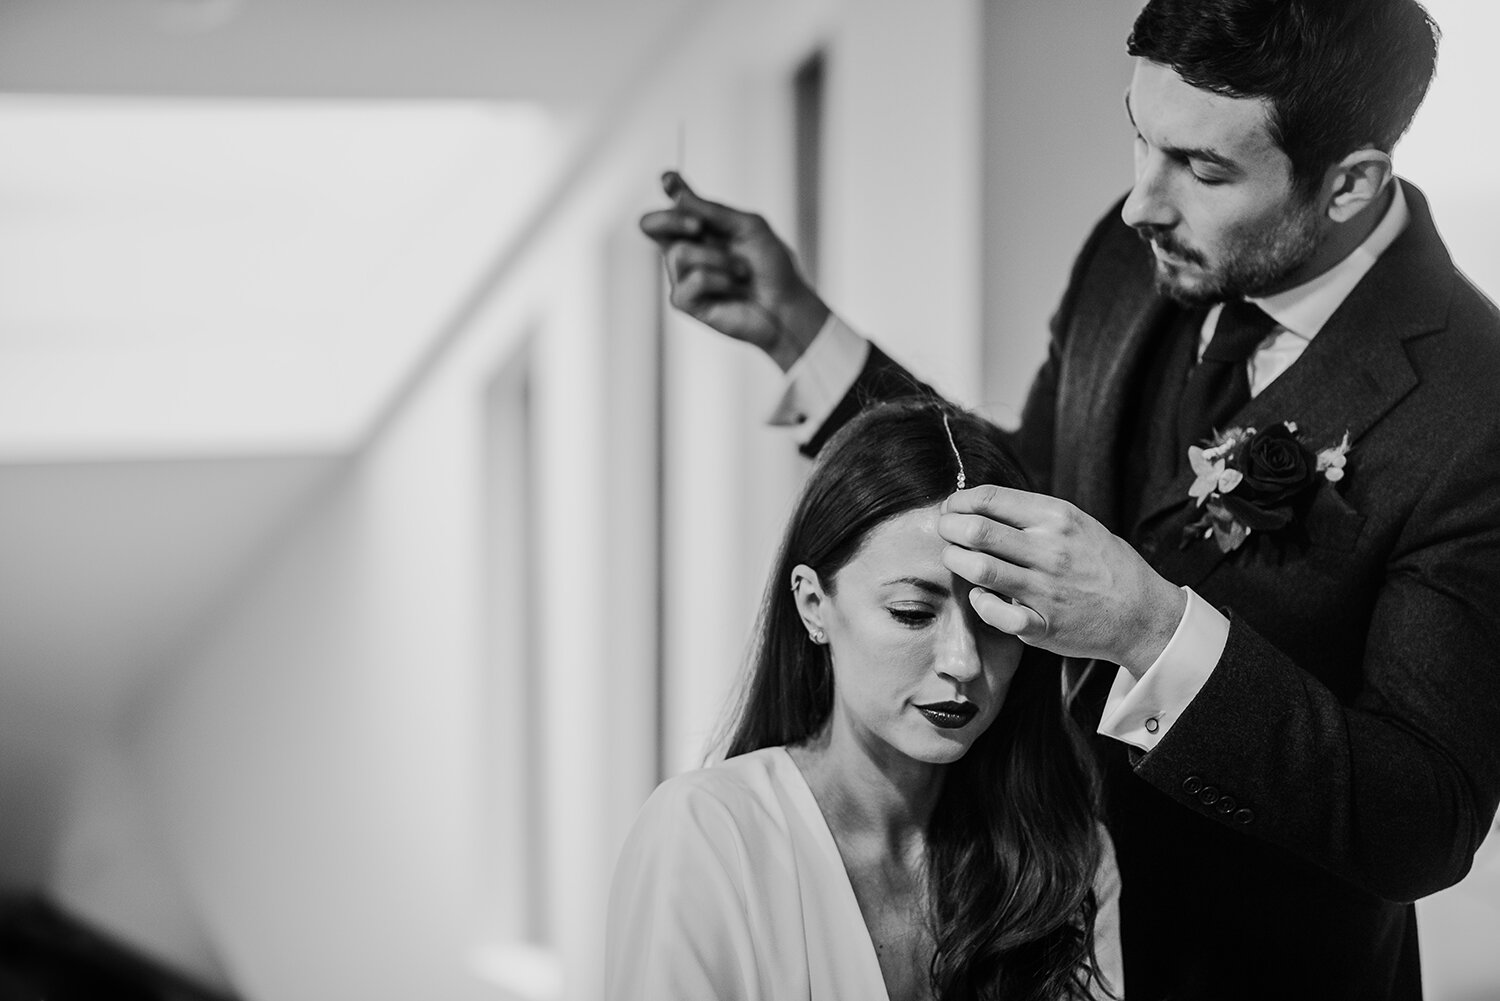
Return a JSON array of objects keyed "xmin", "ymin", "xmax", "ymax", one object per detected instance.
[{"xmin": 642, "ymin": 0, "xmax": 1500, "ymax": 997}]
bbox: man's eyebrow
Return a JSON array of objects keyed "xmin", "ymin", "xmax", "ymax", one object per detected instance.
[
  {"xmin": 883, "ymin": 576, "xmax": 950, "ymax": 597},
  {"xmin": 1172, "ymin": 144, "xmax": 1239, "ymax": 171},
  {"xmin": 1124, "ymin": 88, "xmax": 1240, "ymax": 172}
]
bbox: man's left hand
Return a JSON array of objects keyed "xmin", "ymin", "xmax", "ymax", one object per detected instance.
[{"xmin": 938, "ymin": 485, "xmax": 1187, "ymax": 677}]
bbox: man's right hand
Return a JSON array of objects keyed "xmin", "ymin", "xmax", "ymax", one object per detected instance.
[{"xmin": 639, "ymin": 171, "xmax": 830, "ymax": 372}]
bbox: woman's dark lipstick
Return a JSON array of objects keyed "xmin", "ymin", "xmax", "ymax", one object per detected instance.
[{"xmin": 915, "ymin": 701, "xmax": 980, "ymax": 730}]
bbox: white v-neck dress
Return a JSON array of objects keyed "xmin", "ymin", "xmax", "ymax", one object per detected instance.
[{"xmin": 605, "ymin": 746, "xmax": 1123, "ymax": 1001}]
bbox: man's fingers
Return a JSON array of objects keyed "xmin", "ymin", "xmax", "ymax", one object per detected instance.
[
  {"xmin": 941, "ymin": 544, "xmax": 1029, "ymax": 598},
  {"xmin": 661, "ymin": 171, "xmax": 762, "ymax": 238},
  {"xmin": 639, "ymin": 207, "xmax": 706, "ymax": 244},
  {"xmin": 967, "ymin": 587, "xmax": 1047, "ymax": 641},
  {"xmin": 941, "ymin": 483, "xmax": 1065, "ymax": 528},
  {"xmin": 675, "ymin": 266, "xmax": 746, "ymax": 306},
  {"xmin": 664, "ymin": 241, "xmax": 747, "ymax": 282},
  {"xmin": 936, "ymin": 512, "xmax": 1043, "ymax": 567}
]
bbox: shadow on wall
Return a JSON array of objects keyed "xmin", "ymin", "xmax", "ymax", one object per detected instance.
[{"xmin": 0, "ymin": 895, "xmax": 235, "ymax": 1001}]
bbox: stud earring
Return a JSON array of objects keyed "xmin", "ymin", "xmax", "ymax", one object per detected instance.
[{"xmin": 810, "ymin": 629, "xmax": 826, "ymax": 644}]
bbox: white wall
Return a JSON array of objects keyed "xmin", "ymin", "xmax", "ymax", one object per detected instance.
[
  {"xmin": 817, "ymin": 1, "xmax": 985, "ymax": 402},
  {"xmin": 1397, "ymin": 0, "xmax": 1500, "ymax": 304},
  {"xmin": 0, "ymin": 454, "xmax": 341, "ymax": 983},
  {"xmin": 979, "ymin": 0, "xmax": 1145, "ymax": 426},
  {"xmin": 112, "ymin": 2, "xmax": 991, "ymax": 999}
]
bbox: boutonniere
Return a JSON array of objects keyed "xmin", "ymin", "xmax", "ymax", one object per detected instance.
[{"xmin": 1183, "ymin": 421, "xmax": 1351, "ymax": 553}]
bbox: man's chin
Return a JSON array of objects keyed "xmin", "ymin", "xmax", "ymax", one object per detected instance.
[{"xmin": 1152, "ymin": 260, "xmax": 1220, "ymax": 305}]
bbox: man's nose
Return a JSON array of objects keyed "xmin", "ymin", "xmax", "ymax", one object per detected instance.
[{"xmin": 1121, "ymin": 155, "xmax": 1176, "ymax": 231}]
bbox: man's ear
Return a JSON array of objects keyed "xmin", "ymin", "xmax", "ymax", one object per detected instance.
[
  {"xmin": 1323, "ymin": 148, "xmax": 1394, "ymax": 223},
  {"xmin": 789, "ymin": 564, "xmax": 828, "ymax": 639}
]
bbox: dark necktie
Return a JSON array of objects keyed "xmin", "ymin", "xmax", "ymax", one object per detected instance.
[{"xmin": 1176, "ymin": 299, "xmax": 1278, "ymax": 452}]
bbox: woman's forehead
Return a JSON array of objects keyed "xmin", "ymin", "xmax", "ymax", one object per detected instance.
[{"xmin": 841, "ymin": 505, "xmax": 947, "ymax": 582}]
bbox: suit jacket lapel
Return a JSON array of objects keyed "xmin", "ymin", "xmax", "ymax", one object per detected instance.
[
  {"xmin": 1145, "ymin": 180, "xmax": 1450, "ymax": 589},
  {"xmin": 1056, "ymin": 246, "xmax": 1175, "ymax": 533}
]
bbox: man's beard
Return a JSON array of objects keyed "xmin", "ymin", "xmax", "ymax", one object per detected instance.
[{"xmin": 1140, "ymin": 200, "xmax": 1324, "ymax": 305}]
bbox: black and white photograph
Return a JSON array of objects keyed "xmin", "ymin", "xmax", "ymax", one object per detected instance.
[{"xmin": 1, "ymin": 1, "xmax": 1498, "ymax": 999}]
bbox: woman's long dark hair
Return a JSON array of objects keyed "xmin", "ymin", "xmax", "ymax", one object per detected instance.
[{"xmin": 720, "ymin": 398, "xmax": 1109, "ymax": 1001}]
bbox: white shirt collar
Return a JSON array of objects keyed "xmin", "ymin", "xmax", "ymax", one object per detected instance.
[{"xmin": 1248, "ymin": 181, "xmax": 1410, "ymax": 341}]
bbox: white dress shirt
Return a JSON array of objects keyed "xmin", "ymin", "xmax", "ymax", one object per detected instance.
[{"xmin": 770, "ymin": 184, "xmax": 1410, "ymax": 752}]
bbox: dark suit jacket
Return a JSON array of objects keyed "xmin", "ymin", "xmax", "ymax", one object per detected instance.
[{"xmin": 815, "ymin": 182, "xmax": 1500, "ymax": 1000}]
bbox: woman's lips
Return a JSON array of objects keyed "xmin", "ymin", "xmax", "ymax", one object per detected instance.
[{"xmin": 915, "ymin": 701, "xmax": 980, "ymax": 730}]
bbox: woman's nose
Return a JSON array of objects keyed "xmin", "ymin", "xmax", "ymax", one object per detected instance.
[{"xmin": 936, "ymin": 614, "xmax": 983, "ymax": 684}]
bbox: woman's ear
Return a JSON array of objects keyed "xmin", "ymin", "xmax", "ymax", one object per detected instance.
[{"xmin": 789, "ymin": 564, "xmax": 829, "ymax": 643}]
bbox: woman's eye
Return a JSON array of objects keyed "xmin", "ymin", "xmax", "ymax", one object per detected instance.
[{"xmin": 889, "ymin": 607, "xmax": 934, "ymax": 626}]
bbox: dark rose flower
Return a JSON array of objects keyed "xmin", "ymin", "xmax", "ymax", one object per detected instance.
[
  {"xmin": 1232, "ymin": 424, "xmax": 1317, "ymax": 505},
  {"xmin": 1216, "ymin": 492, "xmax": 1295, "ymax": 531},
  {"xmin": 1182, "ymin": 421, "xmax": 1351, "ymax": 554}
]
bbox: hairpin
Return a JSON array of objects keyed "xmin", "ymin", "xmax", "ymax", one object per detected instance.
[{"xmin": 941, "ymin": 412, "xmax": 967, "ymax": 490}]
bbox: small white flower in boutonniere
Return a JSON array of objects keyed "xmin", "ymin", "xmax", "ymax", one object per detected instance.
[
  {"xmin": 1183, "ymin": 421, "xmax": 1352, "ymax": 554},
  {"xmin": 1316, "ymin": 431, "xmax": 1352, "ymax": 483}
]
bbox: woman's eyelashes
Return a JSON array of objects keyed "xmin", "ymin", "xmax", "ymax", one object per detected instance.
[{"xmin": 888, "ymin": 605, "xmax": 936, "ymax": 627}]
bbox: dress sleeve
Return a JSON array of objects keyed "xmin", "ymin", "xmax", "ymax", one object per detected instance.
[
  {"xmin": 605, "ymin": 779, "xmax": 763, "ymax": 1001},
  {"xmin": 1089, "ymin": 825, "xmax": 1125, "ymax": 1000}
]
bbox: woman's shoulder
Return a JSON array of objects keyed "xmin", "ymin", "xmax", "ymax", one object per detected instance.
[
  {"xmin": 607, "ymin": 749, "xmax": 816, "ymax": 1000},
  {"xmin": 645, "ymin": 750, "xmax": 792, "ymax": 816},
  {"xmin": 639, "ymin": 746, "xmax": 793, "ymax": 825}
]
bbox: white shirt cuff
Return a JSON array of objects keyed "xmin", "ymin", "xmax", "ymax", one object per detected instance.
[
  {"xmin": 1096, "ymin": 587, "xmax": 1229, "ymax": 752},
  {"xmin": 767, "ymin": 314, "xmax": 870, "ymax": 446}
]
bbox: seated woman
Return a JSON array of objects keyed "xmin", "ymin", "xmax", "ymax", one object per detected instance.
[{"xmin": 606, "ymin": 399, "xmax": 1122, "ymax": 1001}]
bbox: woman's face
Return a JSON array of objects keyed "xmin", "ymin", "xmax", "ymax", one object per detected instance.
[{"xmin": 797, "ymin": 504, "xmax": 1024, "ymax": 766}]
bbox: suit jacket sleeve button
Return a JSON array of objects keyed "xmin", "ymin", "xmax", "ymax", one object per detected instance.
[
  {"xmin": 1182, "ymin": 776, "xmax": 1203, "ymax": 795},
  {"xmin": 1234, "ymin": 808, "xmax": 1255, "ymax": 824},
  {"xmin": 1198, "ymin": 785, "xmax": 1220, "ymax": 805},
  {"xmin": 1215, "ymin": 795, "xmax": 1237, "ymax": 814}
]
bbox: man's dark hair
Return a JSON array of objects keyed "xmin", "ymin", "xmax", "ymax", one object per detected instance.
[{"xmin": 1128, "ymin": 0, "xmax": 1440, "ymax": 196}]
